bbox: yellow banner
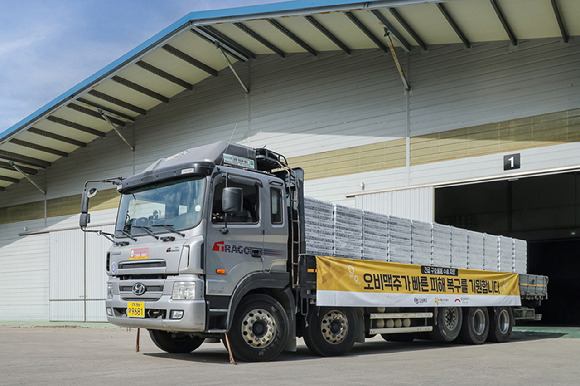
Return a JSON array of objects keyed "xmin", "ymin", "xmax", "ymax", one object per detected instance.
[{"xmin": 316, "ymin": 255, "xmax": 521, "ymax": 308}]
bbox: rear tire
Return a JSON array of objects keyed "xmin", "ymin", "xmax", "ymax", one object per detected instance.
[
  {"xmin": 460, "ymin": 307, "xmax": 489, "ymax": 344},
  {"xmin": 228, "ymin": 294, "xmax": 289, "ymax": 362},
  {"xmin": 303, "ymin": 307, "xmax": 358, "ymax": 357},
  {"xmin": 487, "ymin": 307, "xmax": 513, "ymax": 343},
  {"xmin": 149, "ymin": 330, "xmax": 204, "ymax": 353},
  {"xmin": 430, "ymin": 307, "xmax": 462, "ymax": 342}
]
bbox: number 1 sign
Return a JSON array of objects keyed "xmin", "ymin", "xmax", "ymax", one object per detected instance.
[{"xmin": 503, "ymin": 153, "xmax": 521, "ymax": 171}]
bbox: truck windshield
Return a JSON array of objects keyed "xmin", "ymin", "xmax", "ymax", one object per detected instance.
[{"xmin": 115, "ymin": 177, "xmax": 205, "ymax": 237}]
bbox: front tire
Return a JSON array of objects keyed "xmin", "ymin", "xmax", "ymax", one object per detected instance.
[
  {"xmin": 430, "ymin": 307, "xmax": 462, "ymax": 342},
  {"xmin": 148, "ymin": 330, "xmax": 204, "ymax": 353},
  {"xmin": 228, "ymin": 294, "xmax": 289, "ymax": 362},
  {"xmin": 460, "ymin": 307, "xmax": 489, "ymax": 344},
  {"xmin": 303, "ymin": 307, "xmax": 358, "ymax": 357},
  {"xmin": 487, "ymin": 307, "xmax": 513, "ymax": 343}
]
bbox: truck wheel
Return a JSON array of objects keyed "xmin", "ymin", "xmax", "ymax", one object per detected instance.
[
  {"xmin": 460, "ymin": 307, "xmax": 489, "ymax": 344},
  {"xmin": 228, "ymin": 294, "xmax": 289, "ymax": 362},
  {"xmin": 430, "ymin": 307, "xmax": 462, "ymax": 342},
  {"xmin": 381, "ymin": 333, "xmax": 415, "ymax": 342},
  {"xmin": 303, "ymin": 307, "xmax": 357, "ymax": 357},
  {"xmin": 148, "ymin": 330, "xmax": 204, "ymax": 353},
  {"xmin": 487, "ymin": 307, "xmax": 513, "ymax": 343}
]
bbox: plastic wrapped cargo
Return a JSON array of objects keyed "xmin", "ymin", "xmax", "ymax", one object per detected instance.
[{"xmin": 303, "ymin": 197, "xmax": 527, "ymax": 273}]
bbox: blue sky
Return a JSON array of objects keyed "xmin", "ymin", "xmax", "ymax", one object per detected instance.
[{"xmin": 0, "ymin": 0, "xmax": 280, "ymax": 132}]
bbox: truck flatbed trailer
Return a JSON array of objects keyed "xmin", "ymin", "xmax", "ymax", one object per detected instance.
[{"xmin": 79, "ymin": 141, "xmax": 548, "ymax": 361}]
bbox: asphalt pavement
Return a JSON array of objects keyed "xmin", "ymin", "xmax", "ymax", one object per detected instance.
[{"xmin": 0, "ymin": 324, "xmax": 578, "ymax": 385}]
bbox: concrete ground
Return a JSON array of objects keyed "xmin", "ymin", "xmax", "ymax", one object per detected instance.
[{"xmin": 0, "ymin": 323, "xmax": 578, "ymax": 385}]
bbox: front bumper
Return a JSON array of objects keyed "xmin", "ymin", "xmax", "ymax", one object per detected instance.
[
  {"xmin": 107, "ymin": 296, "xmax": 206, "ymax": 332},
  {"xmin": 106, "ymin": 276, "xmax": 206, "ymax": 332}
]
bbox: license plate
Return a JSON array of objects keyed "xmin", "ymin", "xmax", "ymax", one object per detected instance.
[{"xmin": 127, "ymin": 301, "xmax": 145, "ymax": 318}]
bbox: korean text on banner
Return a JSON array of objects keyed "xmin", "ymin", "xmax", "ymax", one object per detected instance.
[{"xmin": 315, "ymin": 255, "xmax": 521, "ymax": 308}]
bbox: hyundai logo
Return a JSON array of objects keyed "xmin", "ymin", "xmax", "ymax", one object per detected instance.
[{"xmin": 132, "ymin": 283, "xmax": 146, "ymax": 296}]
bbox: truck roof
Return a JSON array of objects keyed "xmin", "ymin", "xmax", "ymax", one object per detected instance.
[{"xmin": 120, "ymin": 141, "xmax": 258, "ymax": 192}]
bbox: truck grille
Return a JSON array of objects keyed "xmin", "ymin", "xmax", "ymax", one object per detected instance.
[
  {"xmin": 119, "ymin": 281, "xmax": 165, "ymax": 301},
  {"xmin": 118, "ymin": 260, "xmax": 166, "ymax": 269}
]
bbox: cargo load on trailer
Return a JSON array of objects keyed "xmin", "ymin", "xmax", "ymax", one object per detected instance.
[{"xmin": 79, "ymin": 141, "xmax": 547, "ymax": 362}]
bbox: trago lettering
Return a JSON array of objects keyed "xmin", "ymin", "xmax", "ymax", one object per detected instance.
[{"xmin": 212, "ymin": 241, "xmax": 255, "ymax": 255}]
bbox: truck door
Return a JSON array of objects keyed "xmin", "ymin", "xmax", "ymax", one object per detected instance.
[
  {"xmin": 261, "ymin": 182, "xmax": 288, "ymax": 273},
  {"xmin": 205, "ymin": 175, "xmax": 264, "ymax": 297}
]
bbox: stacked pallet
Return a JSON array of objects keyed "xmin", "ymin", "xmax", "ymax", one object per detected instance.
[{"xmin": 304, "ymin": 197, "xmax": 527, "ymax": 274}]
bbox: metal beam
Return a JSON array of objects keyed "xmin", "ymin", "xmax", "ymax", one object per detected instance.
[
  {"xmin": 77, "ymin": 97, "xmax": 136, "ymax": 121},
  {"xmin": 234, "ymin": 22, "xmax": 286, "ymax": 58},
  {"xmin": 9, "ymin": 161, "xmax": 45, "ymax": 194},
  {"xmin": 305, "ymin": 15, "xmax": 351, "ymax": 55},
  {"xmin": 489, "ymin": 0, "xmax": 517, "ymax": 46},
  {"xmin": 10, "ymin": 138, "xmax": 68, "ymax": 157},
  {"xmin": 0, "ymin": 161, "xmax": 37, "ymax": 175},
  {"xmin": 162, "ymin": 44, "xmax": 218, "ymax": 77},
  {"xmin": 371, "ymin": 9, "xmax": 412, "ymax": 52},
  {"xmin": 268, "ymin": 19, "xmax": 318, "ymax": 56},
  {"xmin": 217, "ymin": 47, "xmax": 249, "ymax": 94},
  {"xmin": 136, "ymin": 60, "xmax": 193, "ymax": 90},
  {"xmin": 0, "ymin": 150, "xmax": 51, "ymax": 168},
  {"xmin": 203, "ymin": 25, "xmax": 256, "ymax": 60},
  {"xmin": 46, "ymin": 115, "xmax": 107, "ymax": 137},
  {"xmin": 67, "ymin": 103, "xmax": 125, "ymax": 127},
  {"xmin": 388, "ymin": 8, "xmax": 427, "ymax": 51},
  {"xmin": 384, "ymin": 31, "xmax": 411, "ymax": 91},
  {"xmin": 551, "ymin": 0, "xmax": 569, "ymax": 43},
  {"xmin": 344, "ymin": 11, "xmax": 388, "ymax": 53},
  {"xmin": 0, "ymin": 175, "xmax": 20, "ymax": 183},
  {"xmin": 87, "ymin": 90, "xmax": 147, "ymax": 116},
  {"xmin": 111, "ymin": 76, "xmax": 169, "ymax": 103},
  {"xmin": 436, "ymin": 3, "xmax": 471, "ymax": 48},
  {"xmin": 98, "ymin": 110, "xmax": 135, "ymax": 152},
  {"xmin": 28, "ymin": 127, "xmax": 87, "ymax": 148},
  {"xmin": 192, "ymin": 26, "xmax": 254, "ymax": 62}
]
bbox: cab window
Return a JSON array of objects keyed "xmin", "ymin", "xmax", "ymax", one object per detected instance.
[
  {"xmin": 271, "ymin": 187, "xmax": 283, "ymax": 225},
  {"xmin": 212, "ymin": 180, "xmax": 259, "ymax": 224}
]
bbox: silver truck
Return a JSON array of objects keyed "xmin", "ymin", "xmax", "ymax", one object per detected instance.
[{"xmin": 80, "ymin": 141, "xmax": 547, "ymax": 362}]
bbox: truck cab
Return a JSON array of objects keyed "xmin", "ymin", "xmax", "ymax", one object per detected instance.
[{"xmin": 81, "ymin": 141, "xmax": 300, "ymax": 360}]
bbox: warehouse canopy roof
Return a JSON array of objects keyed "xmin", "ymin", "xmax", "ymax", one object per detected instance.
[{"xmin": 0, "ymin": 0, "xmax": 578, "ymax": 192}]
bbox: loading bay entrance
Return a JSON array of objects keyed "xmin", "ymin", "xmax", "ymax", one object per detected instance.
[{"xmin": 435, "ymin": 171, "xmax": 580, "ymax": 325}]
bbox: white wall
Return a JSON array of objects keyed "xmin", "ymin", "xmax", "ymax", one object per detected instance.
[{"xmin": 1, "ymin": 37, "xmax": 578, "ymax": 321}]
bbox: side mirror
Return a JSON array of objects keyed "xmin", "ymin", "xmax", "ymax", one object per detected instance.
[
  {"xmin": 222, "ymin": 187, "xmax": 243, "ymax": 214},
  {"xmin": 80, "ymin": 188, "xmax": 97, "ymax": 228}
]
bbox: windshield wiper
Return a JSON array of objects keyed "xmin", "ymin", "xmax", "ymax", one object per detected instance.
[
  {"xmin": 120, "ymin": 229, "xmax": 137, "ymax": 241},
  {"xmin": 132, "ymin": 225, "xmax": 159, "ymax": 240},
  {"xmin": 152, "ymin": 223, "xmax": 185, "ymax": 237}
]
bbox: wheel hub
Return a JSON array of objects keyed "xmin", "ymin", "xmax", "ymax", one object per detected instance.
[
  {"xmin": 320, "ymin": 310, "xmax": 348, "ymax": 344},
  {"xmin": 473, "ymin": 308, "xmax": 486, "ymax": 335},
  {"xmin": 443, "ymin": 308, "xmax": 459, "ymax": 330},
  {"xmin": 241, "ymin": 308, "xmax": 277, "ymax": 348},
  {"xmin": 498, "ymin": 309, "xmax": 510, "ymax": 334}
]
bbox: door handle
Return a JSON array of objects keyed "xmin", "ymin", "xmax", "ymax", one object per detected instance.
[{"xmin": 251, "ymin": 249, "xmax": 262, "ymax": 258}]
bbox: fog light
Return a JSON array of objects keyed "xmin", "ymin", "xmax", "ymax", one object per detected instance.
[
  {"xmin": 172, "ymin": 281, "xmax": 196, "ymax": 300},
  {"xmin": 106, "ymin": 308, "xmax": 113, "ymax": 316},
  {"xmin": 170, "ymin": 310, "xmax": 184, "ymax": 319}
]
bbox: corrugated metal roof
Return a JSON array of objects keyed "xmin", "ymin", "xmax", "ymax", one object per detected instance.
[{"xmin": 1, "ymin": 0, "xmax": 578, "ymax": 192}]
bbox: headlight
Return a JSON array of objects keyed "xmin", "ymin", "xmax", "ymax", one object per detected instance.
[
  {"xmin": 172, "ymin": 281, "xmax": 196, "ymax": 300},
  {"xmin": 107, "ymin": 283, "xmax": 113, "ymax": 299}
]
